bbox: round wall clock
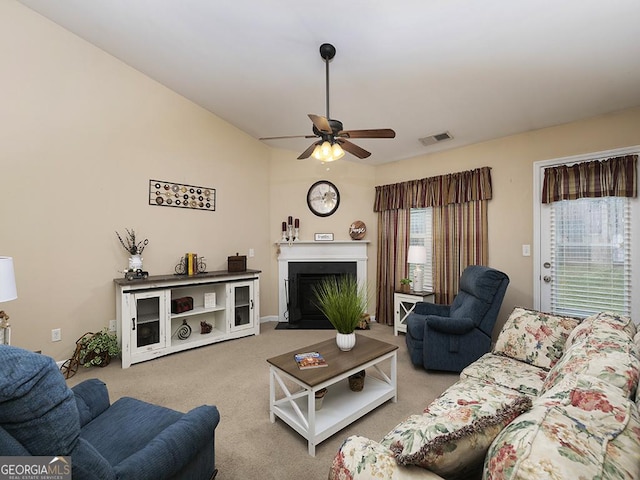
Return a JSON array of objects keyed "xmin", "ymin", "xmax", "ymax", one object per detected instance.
[{"xmin": 307, "ymin": 180, "xmax": 340, "ymax": 217}]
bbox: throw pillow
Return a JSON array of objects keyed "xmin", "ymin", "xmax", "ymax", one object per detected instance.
[
  {"xmin": 383, "ymin": 395, "xmax": 531, "ymax": 479},
  {"xmin": 493, "ymin": 307, "xmax": 580, "ymax": 370}
]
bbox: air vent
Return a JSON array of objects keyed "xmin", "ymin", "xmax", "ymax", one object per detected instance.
[{"xmin": 419, "ymin": 131, "xmax": 453, "ymax": 147}]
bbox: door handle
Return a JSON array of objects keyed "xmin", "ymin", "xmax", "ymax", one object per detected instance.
[
  {"xmin": 543, "ymin": 276, "xmax": 552, "ymax": 283},
  {"xmin": 132, "ymin": 318, "xmax": 136, "ymax": 330}
]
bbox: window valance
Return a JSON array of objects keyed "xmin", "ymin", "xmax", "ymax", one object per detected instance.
[
  {"xmin": 541, "ymin": 154, "xmax": 637, "ymax": 204},
  {"xmin": 373, "ymin": 167, "xmax": 492, "ymax": 212}
]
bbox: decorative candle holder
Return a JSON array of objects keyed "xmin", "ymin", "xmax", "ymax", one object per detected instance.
[
  {"xmin": 294, "ymin": 227, "xmax": 299, "ymax": 241},
  {"xmin": 288, "ymin": 225, "xmax": 294, "ymax": 246}
]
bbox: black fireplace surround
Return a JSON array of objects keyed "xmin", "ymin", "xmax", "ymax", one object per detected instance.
[{"xmin": 287, "ymin": 261, "xmax": 357, "ymax": 328}]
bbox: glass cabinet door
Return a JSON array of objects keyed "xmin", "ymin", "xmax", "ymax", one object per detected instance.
[
  {"xmin": 229, "ymin": 282, "xmax": 254, "ymax": 332},
  {"xmin": 130, "ymin": 290, "xmax": 167, "ymax": 352}
]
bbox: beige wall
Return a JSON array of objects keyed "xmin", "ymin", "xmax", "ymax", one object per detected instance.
[
  {"xmin": 1, "ymin": 1, "xmax": 271, "ymax": 359},
  {"xmin": 3, "ymin": 1, "xmax": 640, "ymax": 360},
  {"xmin": 267, "ymin": 149, "xmax": 378, "ymax": 317},
  {"xmin": 375, "ymin": 107, "xmax": 640, "ymax": 335}
]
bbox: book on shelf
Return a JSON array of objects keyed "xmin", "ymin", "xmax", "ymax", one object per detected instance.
[{"xmin": 294, "ymin": 351, "xmax": 328, "ymax": 370}]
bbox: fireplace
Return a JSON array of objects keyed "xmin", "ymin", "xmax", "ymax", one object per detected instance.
[
  {"xmin": 288, "ymin": 261, "xmax": 357, "ymax": 327},
  {"xmin": 277, "ymin": 241, "xmax": 368, "ymax": 326}
]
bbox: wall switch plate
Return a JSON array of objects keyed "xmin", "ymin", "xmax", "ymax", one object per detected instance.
[
  {"xmin": 249, "ymin": 248, "xmax": 255, "ymax": 258},
  {"xmin": 109, "ymin": 319, "xmax": 117, "ymax": 331},
  {"xmin": 51, "ymin": 328, "xmax": 61, "ymax": 342},
  {"xmin": 522, "ymin": 244, "xmax": 531, "ymax": 257}
]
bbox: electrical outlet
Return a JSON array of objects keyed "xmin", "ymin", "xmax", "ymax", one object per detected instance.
[
  {"xmin": 522, "ymin": 244, "xmax": 531, "ymax": 257},
  {"xmin": 109, "ymin": 319, "xmax": 117, "ymax": 331},
  {"xmin": 249, "ymin": 248, "xmax": 255, "ymax": 258},
  {"xmin": 51, "ymin": 328, "xmax": 61, "ymax": 342}
]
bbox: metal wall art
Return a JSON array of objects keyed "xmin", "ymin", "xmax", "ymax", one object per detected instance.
[{"xmin": 149, "ymin": 180, "xmax": 216, "ymax": 211}]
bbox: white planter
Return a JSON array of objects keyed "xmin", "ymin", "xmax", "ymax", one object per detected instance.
[
  {"xmin": 129, "ymin": 254, "xmax": 143, "ymax": 271},
  {"xmin": 336, "ymin": 332, "xmax": 356, "ymax": 351}
]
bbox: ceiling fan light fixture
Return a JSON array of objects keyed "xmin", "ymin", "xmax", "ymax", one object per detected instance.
[
  {"xmin": 331, "ymin": 142, "xmax": 345, "ymax": 160},
  {"xmin": 320, "ymin": 141, "xmax": 332, "ymax": 157},
  {"xmin": 311, "ymin": 140, "xmax": 344, "ymax": 162},
  {"xmin": 312, "ymin": 144, "xmax": 322, "ymax": 160}
]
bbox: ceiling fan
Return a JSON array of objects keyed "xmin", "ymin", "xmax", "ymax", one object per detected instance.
[{"xmin": 259, "ymin": 43, "xmax": 395, "ymax": 161}]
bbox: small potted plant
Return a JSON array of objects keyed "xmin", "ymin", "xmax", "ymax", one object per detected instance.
[
  {"xmin": 79, "ymin": 328, "xmax": 121, "ymax": 367},
  {"xmin": 313, "ymin": 275, "xmax": 367, "ymax": 351},
  {"xmin": 400, "ymin": 278, "xmax": 412, "ymax": 293}
]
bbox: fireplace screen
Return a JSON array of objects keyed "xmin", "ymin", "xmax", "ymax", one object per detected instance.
[{"xmin": 288, "ymin": 261, "xmax": 357, "ymax": 327}]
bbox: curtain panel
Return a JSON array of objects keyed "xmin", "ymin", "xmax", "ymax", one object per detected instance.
[
  {"xmin": 374, "ymin": 166, "xmax": 492, "ymax": 211},
  {"xmin": 375, "ymin": 209, "xmax": 410, "ymax": 325},
  {"xmin": 433, "ymin": 200, "xmax": 488, "ymax": 304},
  {"xmin": 374, "ymin": 167, "xmax": 492, "ymax": 325},
  {"xmin": 541, "ymin": 154, "xmax": 637, "ymax": 203}
]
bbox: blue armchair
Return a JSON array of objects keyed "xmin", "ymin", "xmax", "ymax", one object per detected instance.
[
  {"xmin": 405, "ymin": 265, "xmax": 509, "ymax": 372},
  {"xmin": 0, "ymin": 345, "xmax": 219, "ymax": 480}
]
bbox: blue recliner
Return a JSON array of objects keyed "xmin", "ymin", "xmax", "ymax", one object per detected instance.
[
  {"xmin": 405, "ymin": 265, "xmax": 509, "ymax": 372},
  {"xmin": 0, "ymin": 345, "xmax": 220, "ymax": 480}
]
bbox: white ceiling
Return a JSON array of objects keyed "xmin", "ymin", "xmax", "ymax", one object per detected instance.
[{"xmin": 17, "ymin": 0, "xmax": 640, "ymax": 165}]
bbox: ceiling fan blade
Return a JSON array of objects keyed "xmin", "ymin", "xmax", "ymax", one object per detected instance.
[
  {"xmin": 338, "ymin": 128, "xmax": 396, "ymax": 139},
  {"xmin": 337, "ymin": 139, "xmax": 371, "ymax": 159},
  {"xmin": 259, "ymin": 134, "xmax": 316, "ymax": 140},
  {"xmin": 308, "ymin": 114, "xmax": 332, "ymax": 134},
  {"xmin": 297, "ymin": 142, "xmax": 319, "ymax": 160}
]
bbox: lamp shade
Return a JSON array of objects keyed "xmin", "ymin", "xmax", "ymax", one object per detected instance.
[
  {"xmin": 407, "ymin": 245, "xmax": 427, "ymax": 265},
  {"xmin": 0, "ymin": 257, "xmax": 17, "ymax": 302}
]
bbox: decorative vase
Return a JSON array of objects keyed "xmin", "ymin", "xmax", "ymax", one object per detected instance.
[
  {"xmin": 336, "ymin": 332, "xmax": 356, "ymax": 352},
  {"xmin": 348, "ymin": 370, "xmax": 366, "ymax": 391},
  {"xmin": 315, "ymin": 388, "xmax": 327, "ymax": 410},
  {"xmin": 129, "ymin": 254, "xmax": 143, "ymax": 271}
]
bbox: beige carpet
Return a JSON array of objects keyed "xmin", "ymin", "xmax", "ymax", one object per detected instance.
[{"xmin": 66, "ymin": 322, "xmax": 459, "ymax": 480}]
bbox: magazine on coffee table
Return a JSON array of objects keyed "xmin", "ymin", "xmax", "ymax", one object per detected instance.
[{"xmin": 294, "ymin": 351, "xmax": 328, "ymax": 369}]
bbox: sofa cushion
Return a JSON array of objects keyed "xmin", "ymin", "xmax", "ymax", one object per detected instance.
[
  {"xmin": 492, "ymin": 307, "xmax": 580, "ymax": 370},
  {"xmin": 0, "ymin": 346, "xmax": 80, "ymax": 455},
  {"xmin": 566, "ymin": 311, "xmax": 637, "ymax": 348},
  {"xmin": 484, "ymin": 374, "xmax": 640, "ymax": 480},
  {"xmin": 542, "ymin": 315, "xmax": 640, "ymax": 399},
  {"xmin": 381, "ymin": 379, "xmax": 531, "ymax": 479},
  {"xmin": 461, "ymin": 353, "xmax": 547, "ymax": 398}
]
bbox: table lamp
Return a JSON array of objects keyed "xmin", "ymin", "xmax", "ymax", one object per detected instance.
[
  {"xmin": 0, "ymin": 256, "xmax": 18, "ymax": 345},
  {"xmin": 407, "ymin": 246, "xmax": 427, "ymax": 292}
]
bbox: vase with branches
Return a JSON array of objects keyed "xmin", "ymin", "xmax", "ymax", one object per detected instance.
[{"xmin": 116, "ymin": 228, "xmax": 149, "ymax": 271}]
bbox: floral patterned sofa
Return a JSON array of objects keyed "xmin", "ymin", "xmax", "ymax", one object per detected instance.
[{"xmin": 329, "ymin": 309, "xmax": 640, "ymax": 480}]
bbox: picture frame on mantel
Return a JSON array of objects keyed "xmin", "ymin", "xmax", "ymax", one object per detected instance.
[{"xmin": 314, "ymin": 233, "xmax": 334, "ymax": 241}]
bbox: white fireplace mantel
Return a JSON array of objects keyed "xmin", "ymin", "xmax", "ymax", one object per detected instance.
[{"xmin": 277, "ymin": 241, "xmax": 369, "ymax": 323}]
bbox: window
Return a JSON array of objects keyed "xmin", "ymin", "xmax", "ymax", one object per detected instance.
[
  {"xmin": 550, "ymin": 197, "xmax": 631, "ymax": 317},
  {"xmin": 410, "ymin": 208, "xmax": 433, "ymax": 292}
]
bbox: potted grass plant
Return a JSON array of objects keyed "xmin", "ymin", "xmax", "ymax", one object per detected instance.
[{"xmin": 313, "ymin": 275, "xmax": 367, "ymax": 351}]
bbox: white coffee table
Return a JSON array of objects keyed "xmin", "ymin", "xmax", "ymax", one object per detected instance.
[{"xmin": 267, "ymin": 335, "xmax": 397, "ymax": 456}]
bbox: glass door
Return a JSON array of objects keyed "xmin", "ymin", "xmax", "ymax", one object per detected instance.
[
  {"xmin": 131, "ymin": 290, "xmax": 167, "ymax": 352},
  {"xmin": 229, "ymin": 282, "xmax": 254, "ymax": 332}
]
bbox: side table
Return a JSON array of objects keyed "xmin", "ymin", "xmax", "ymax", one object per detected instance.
[{"xmin": 394, "ymin": 290, "xmax": 435, "ymax": 335}]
